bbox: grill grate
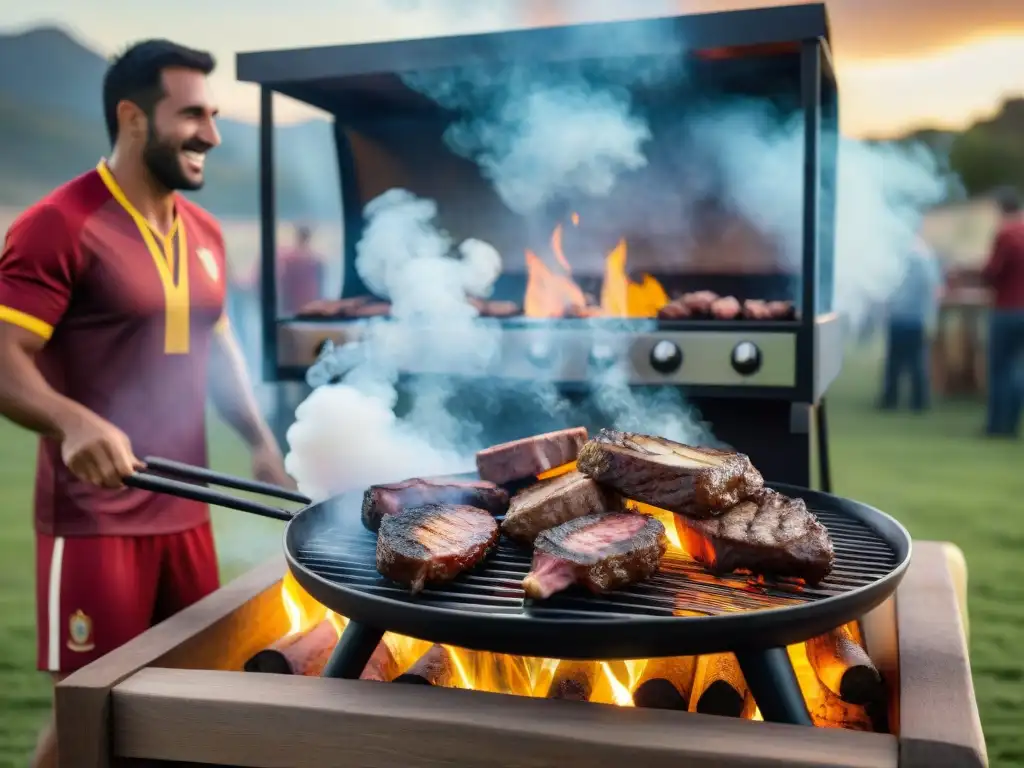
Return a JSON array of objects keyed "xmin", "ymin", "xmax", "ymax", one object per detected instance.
[{"xmin": 293, "ymin": 505, "xmax": 899, "ymax": 622}]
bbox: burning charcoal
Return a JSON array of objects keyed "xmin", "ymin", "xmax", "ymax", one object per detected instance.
[
  {"xmin": 676, "ymin": 488, "xmax": 835, "ymax": 584},
  {"xmin": 710, "ymin": 296, "xmax": 742, "ymax": 320},
  {"xmin": 631, "ymin": 657, "xmax": 697, "ymax": 710},
  {"xmin": 362, "ymin": 478, "xmax": 509, "ymax": 532},
  {"xmin": 522, "ymin": 513, "xmax": 666, "ymax": 600},
  {"xmin": 475, "ymin": 427, "xmax": 588, "ymax": 485},
  {"xmin": 546, "ymin": 661, "xmax": 598, "ymax": 701},
  {"xmin": 394, "ymin": 644, "xmax": 456, "ymax": 687},
  {"xmin": 690, "ymin": 653, "xmax": 754, "ymax": 718},
  {"xmin": 376, "ymin": 505, "xmax": 500, "ymax": 594},
  {"xmin": 501, "ymin": 470, "xmax": 622, "ymax": 545},
  {"xmin": 243, "ymin": 620, "xmax": 338, "ymax": 676},
  {"xmin": 576, "ymin": 430, "xmax": 763, "ymax": 518},
  {"xmin": 805, "ymin": 625, "xmax": 884, "ymax": 705},
  {"xmin": 360, "ymin": 638, "xmax": 401, "ymax": 682}
]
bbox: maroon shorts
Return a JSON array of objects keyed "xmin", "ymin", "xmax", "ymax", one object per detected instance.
[{"xmin": 35, "ymin": 522, "xmax": 219, "ymax": 673}]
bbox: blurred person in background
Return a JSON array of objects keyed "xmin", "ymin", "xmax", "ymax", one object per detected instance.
[
  {"xmin": 271, "ymin": 223, "xmax": 326, "ymax": 444},
  {"xmin": 278, "ymin": 223, "xmax": 325, "ymax": 316},
  {"xmin": 0, "ymin": 40, "xmax": 291, "ymax": 768},
  {"xmin": 878, "ymin": 235, "xmax": 944, "ymax": 412},
  {"xmin": 981, "ymin": 186, "xmax": 1024, "ymax": 438}
]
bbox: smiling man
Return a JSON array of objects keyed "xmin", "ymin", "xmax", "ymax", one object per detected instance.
[{"xmin": 0, "ymin": 40, "xmax": 291, "ymax": 768}]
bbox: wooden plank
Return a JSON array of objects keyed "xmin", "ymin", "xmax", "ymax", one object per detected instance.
[
  {"xmin": 112, "ymin": 668, "xmax": 898, "ymax": 768},
  {"xmin": 57, "ymin": 555, "xmax": 287, "ymax": 768},
  {"xmin": 897, "ymin": 541, "xmax": 987, "ymax": 767}
]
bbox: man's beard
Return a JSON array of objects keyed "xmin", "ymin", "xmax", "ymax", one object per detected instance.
[{"xmin": 143, "ymin": 127, "xmax": 206, "ymax": 192}]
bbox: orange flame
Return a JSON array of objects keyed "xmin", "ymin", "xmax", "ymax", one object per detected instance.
[
  {"xmin": 524, "ymin": 217, "xmax": 669, "ymax": 318},
  {"xmin": 277, "ymin": 545, "xmax": 878, "ymax": 730}
]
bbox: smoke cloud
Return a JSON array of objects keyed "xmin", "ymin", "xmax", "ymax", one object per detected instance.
[{"xmin": 283, "ymin": 16, "xmax": 953, "ymax": 501}]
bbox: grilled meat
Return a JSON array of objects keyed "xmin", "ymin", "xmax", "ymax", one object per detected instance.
[
  {"xmin": 501, "ymin": 470, "xmax": 623, "ymax": 544},
  {"xmin": 522, "ymin": 513, "xmax": 666, "ymax": 600},
  {"xmin": 576, "ymin": 430, "xmax": 763, "ymax": 517},
  {"xmin": 710, "ymin": 296, "xmax": 742, "ymax": 320},
  {"xmin": 376, "ymin": 504, "xmax": 499, "ymax": 593},
  {"xmin": 677, "ymin": 488, "xmax": 835, "ymax": 584},
  {"xmin": 361, "ymin": 477, "xmax": 509, "ymax": 532},
  {"xmin": 475, "ymin": 427, "xmax": 588, "ymax": 485}
]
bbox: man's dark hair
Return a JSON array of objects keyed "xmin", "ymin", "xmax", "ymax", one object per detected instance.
[
  {"xmin": 102, "ymin": 39, "xmax": 216, "ymax": 145},
  {"xmin": 995, "ymin": 185, "xmax": 1022, "ymax": 216}
]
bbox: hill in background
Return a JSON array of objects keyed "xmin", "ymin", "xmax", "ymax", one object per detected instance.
[
  {"xmin": 0, "ymin": 26, "xmax": 339, "ymax": 219},
  {"xmin": 1, "ymin": 25, "xmax": 1022, "ymax": 221}
]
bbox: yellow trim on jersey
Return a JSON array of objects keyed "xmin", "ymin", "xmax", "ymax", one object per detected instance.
[
  {"xmin": 95, "ymin": 160, "xmax": 190, "ymax": 354},
  {"xmin": 0, "ymin": 305, "xmax": 54, "ymax": 340}
]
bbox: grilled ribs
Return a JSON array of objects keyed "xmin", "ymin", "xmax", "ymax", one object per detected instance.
[
  {"xmin": 576, "ymin": 430, "xmax": 763, "ymax": 517},
  {"xmin": 475, "ymin": 427, "xmax": 588, "ymax": 485},
  {"xmin": 376, "ymin": 504, "xmax": 499, "ymax": 594},
  {"xmin": 361, "ymin": 477, "xmax": 509, "ymax": 532},
  {"xmin": 522, "ymin": 513, "xmax": 667, "ymax": 600},
  {"xmin": 676, "ymin": 488, "xmax": 835, "ymax": 584},
  {"xmin": 501, "ymin": 470, "xmax": 622, "ymax": 544}
]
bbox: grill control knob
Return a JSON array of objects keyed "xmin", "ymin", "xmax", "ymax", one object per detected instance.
[
  {"xmin": 589, "ymin": 343, "xmax": 616, "ymax": 370},
  {"xmin": 731, "ymin": 341, "xmax": 762, "ymax": 376},
  {"xmin": 649, "ymin": 340, "xmax": 683, "ymax": 374}
]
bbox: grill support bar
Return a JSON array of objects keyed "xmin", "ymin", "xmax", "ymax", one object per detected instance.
[
  {"xmin": 735, "ymin": 647, "xmax": 814, "ymax": 726},
  {"xmin": 322, "ymin": 621, "xmax": 385, "ymax": 679}
]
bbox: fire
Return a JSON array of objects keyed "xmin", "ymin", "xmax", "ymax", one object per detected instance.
[
  {"xmin": 276, "ymin": 575, "xmax": 878, "ymax": 730},
  {"xmin": 523, "ymin": 215, "xmax": 669, "ymax": 318}
]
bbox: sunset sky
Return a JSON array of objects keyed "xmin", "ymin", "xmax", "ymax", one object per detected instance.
[{"xmin": 0, "ymin": 0, "xmax": 1022, "ymax": 137}]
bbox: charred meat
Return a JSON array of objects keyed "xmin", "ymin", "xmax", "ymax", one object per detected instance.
[
  {"xmin": 677, "ymin": 488, "xmax": 835, "ymax": 584},
  {"xmin": 475, "ymin": 427, "xmax": 588, "ymax": 485},
  {"xmin": 576, "ymin": 430, "xmax": 763, "ymax": 517},
  {"xmin": 522, "ymin": 513, "xmax": 666, "ymax": 600},
  {"xmin": 501, "ymin": 470, "xmax": 623, "ymax": 544},
  {"xmin": 362, "ymin": 477, "xmax": 509, "ymax": 532},
  {"xmin": 376, "ymin": 504, "xmax": 499, "ymax": 593},
  {"xmin": 710, "ymin": 296, "xmax": 742, "ymax": 320}
]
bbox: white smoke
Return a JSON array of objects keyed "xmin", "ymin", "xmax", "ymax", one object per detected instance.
[{"xmin": 285, "ymin": 190, "xmax": 502, "ymax": 500}]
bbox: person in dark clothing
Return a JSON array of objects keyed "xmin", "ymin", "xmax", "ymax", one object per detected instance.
[
  {"xmin": 880, "ymin": 237, "xmax": 943, "ymax": 411},
  {"xmin": 981, "ymin": 186, "xmax": 1024, "ymax": 437}
]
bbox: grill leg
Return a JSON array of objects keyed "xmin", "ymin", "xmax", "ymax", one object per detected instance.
[
  {"xmin": 735, "ymin": 647, "xmax": 813, "ymax": 726},
  {"xmin": 322, "ymin": 621, "xmax": 384, "ymax": 679}
]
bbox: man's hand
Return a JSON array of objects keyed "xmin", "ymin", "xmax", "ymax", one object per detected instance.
[
  {"xmin": 251, "ymin": 438, "xmax": 295, "ymax": 490},
  {"xmin": 60, "ymin": 411, "xmax": 142, "ymax": 488}
]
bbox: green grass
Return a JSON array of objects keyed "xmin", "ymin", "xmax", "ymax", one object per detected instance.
[{"xmin": 0, "ymin": 347, "xmax": 1021, "ymax": 766}]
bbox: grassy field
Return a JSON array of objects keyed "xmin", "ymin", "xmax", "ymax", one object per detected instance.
[{"xmin": 0, "ymin": 347, "xmax": 1021, "ymax": 766}]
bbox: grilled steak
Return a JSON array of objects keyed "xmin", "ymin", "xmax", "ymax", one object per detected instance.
[
  {"xmin": 677, "ymin": 488, "xmax": 835, "ymax": 584},
  {"xmin": 501, "ymin": 470, "xmax": 623, "ymax": 544},
  {"xmin": 376, "ymin": 504, "xmax": 500, "ymax": 593},
  {"xmin": 576, "ymin": 430, "xmax": 763, "ymax": 517},
  {"xmin": 710, "ymin": 296, "xmax": 742, "ymax": 320},
  {"xmin": 362, "ymin": 477, "xmax": 509, "ymax": 532},
  {"xmin": 522, "ymin": 513, "xmax": 667, "ymax": 600},
  {"xmin": 475, "ymin": 427, "xmax": 588, "ymax": 485}
]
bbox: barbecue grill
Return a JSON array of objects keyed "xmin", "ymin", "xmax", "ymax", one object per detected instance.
[
  {"xmin": 126, "ymin": 457, "xmax": 912, "ymax": 728},
  {"xmin": 236, "ymin": 3, "xmax": 841, "ymax": 488}
]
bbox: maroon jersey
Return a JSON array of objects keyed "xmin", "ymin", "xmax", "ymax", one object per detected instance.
[
  {"xmin": 983, "ymin": 219, "xmax": 1024, "ymax": 310},
  {"xmin": 0, "ymin": 160, "xmax": 228, "ymax": 536}
]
